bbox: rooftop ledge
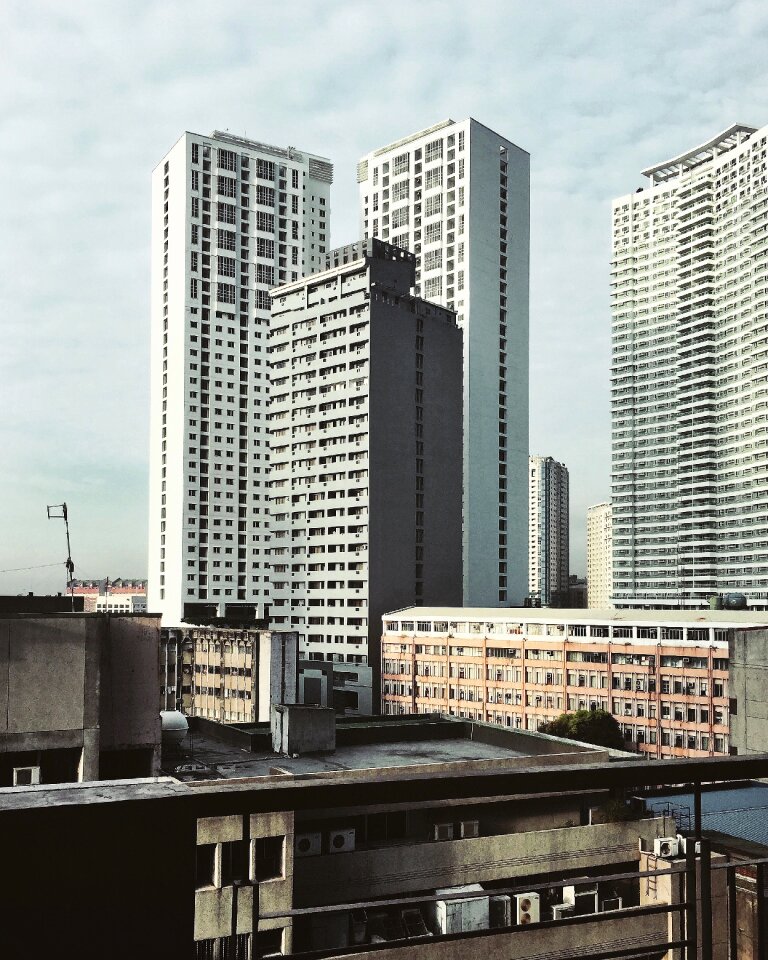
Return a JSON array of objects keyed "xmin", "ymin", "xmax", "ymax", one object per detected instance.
[{"xmin": 642, "ymin": 124, "xmax": 757, "ymax": 183}]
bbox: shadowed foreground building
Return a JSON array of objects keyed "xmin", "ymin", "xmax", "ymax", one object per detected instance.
[
  {"xmin": 0, "ymin": 612, "xmax": 161, "ymax": 785},
  {"xmin": 1, "ymin": 710, "xmax": 767, "ymax": 958}
]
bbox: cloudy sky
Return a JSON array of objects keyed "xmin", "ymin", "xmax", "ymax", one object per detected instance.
[{"xmin": 2, "ymin": 0, "xmax": 768, "ymax": 594}]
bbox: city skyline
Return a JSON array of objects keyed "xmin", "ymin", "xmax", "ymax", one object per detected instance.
[{"xmin": 3, "ymin": 1, "xmax": 768, "ymax": 593}]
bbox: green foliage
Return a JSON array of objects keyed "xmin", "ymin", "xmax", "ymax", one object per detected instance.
[{"xmin": 538, "ymin": 709, "xmax": 625, "ymax": 750}]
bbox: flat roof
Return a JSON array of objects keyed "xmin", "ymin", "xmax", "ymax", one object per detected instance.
[{"xmin": 384, "ymin": 607, "xmax": 768, "ymax": 627}]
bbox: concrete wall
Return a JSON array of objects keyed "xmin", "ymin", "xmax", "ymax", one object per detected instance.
[
  {"xmin": 729, "ymin": 628, "xmax": 768, "ymax": 753},
  {"xmin": 295, "ymin": 817, "xmax": 673, "ymax": 906}
]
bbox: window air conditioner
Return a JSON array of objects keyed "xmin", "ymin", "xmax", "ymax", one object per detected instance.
[
  {"xmin": 677, "ymin": 835, "xmax": 701, "ymax": 855},
  {"xmin": 654, "ymin": 836, "xmax": 680, "ymax": 858},
  {"xmin": 329, "ymin": 827, "xmax": 356, "ymax": 853},
  {"xmin": 515, "ymin": 892, "xmax": 540, "ymax": 925},
  {"xmin": 602, "ymin": 897, "xmax": 623, "ymax": 912},
  {"xmin": 551, "ymin": 903, "xmax": 574, "ymax": 921},
  {"xmin": 460, "ymin": 819, "xmax": 480, "ymax": 839},
  {"xmin": 12, "ymin": 766, "xmax": 41, "ymax": 787},
  {"xmin": 295, "ymin": 832, "xmax": 322, "ymax": 857},
  {"xmin": 434, "ymin": 822, "xmax": 454, "ymax": 841}
]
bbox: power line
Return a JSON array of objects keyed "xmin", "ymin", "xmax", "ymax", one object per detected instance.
[{"xmin": 0, "ymin": 562, "xmax": 65, "ymax": 575}]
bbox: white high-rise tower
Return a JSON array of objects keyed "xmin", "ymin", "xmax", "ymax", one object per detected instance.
[
  {"xmin": 358, "ymin": 119, "xmax": 530, "ymax": 606},
  {"xmin": 611, "ymin": 123, "xmax": 768, "ymax": 609},
  {"xmin": 528, "ymin": 456, "xmax": 570, "ymax": 606},
  {"xmin": 148, "ymin": 131, "xmax": 332, "ymax": 624}
]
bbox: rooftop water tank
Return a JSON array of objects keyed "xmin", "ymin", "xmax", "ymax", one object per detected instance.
[
  {"xmin": 160, "ymin": 710, "xmax": 189, "ymax": 746},
  {"xmin": 723, "ymin": 593, "xmax": 748, "ymax": 610}
]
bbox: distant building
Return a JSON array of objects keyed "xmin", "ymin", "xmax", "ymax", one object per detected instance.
[
  {"xmin": 587, "ymin": 502, "xmax": 612, "ymax": 609},
  {"xmin": 358, "ymin": 118, "xmax": 530, "ymax": 607},
  {"xmin": 0, "ymin": 612, "xmax": 161, "ymax": 785},
  {"xmin": 148, "ymin": 130, "xmax": 333, "ymax": 627},
  {"xmin": 69, "ymin": 578, "xmax": 147, "ymax": 613},
  {"xmin": 269, "ymin": 239, "xmax": 463, "ymax": 711},
  {"xmin": 567, "ymin": 575, "xmax": 587, "ymax": 608},
  {"xmin": 377, "ymin": 606, "xmax": 768, "ymax": 758},
  {"xmin": 528, "ymin": 456, "xmax": 569, "ymax": 606},
  {"xmin": 0, "ymin": 593, "xmax": 84, "ymax": 614},
  {"xmin": 611, "ymin": 123, "xmax": 768, "ymax": 609},
  {"xmin": 160, "ymin": 626, "xmax": 298, "ymax": 721}
]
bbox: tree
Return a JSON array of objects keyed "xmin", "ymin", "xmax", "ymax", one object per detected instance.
[{"xmin": 538, "ymin": 709, "xmax": 625, "ymax": 750}]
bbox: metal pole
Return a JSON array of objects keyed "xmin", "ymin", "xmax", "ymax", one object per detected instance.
[
  {"xmin": 727, "ymin": 863, "xmax": 737, "ymax": 960},
  {"xmin": 699, "ymin": 837, "xmax": 712, "ymax": 960},
  {"xmin": 685, "ymin": 839, "xmax": 698, "ymax": 960},
  {"xmin": 757, "ymin": 861, "xmax": 766, "ymax": 960},
  {"xmin": 694, "ymin": 780, "xmax": 703, "ymax": 839}
]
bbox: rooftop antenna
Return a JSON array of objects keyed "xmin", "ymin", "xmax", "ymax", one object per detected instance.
[{"xmin": 47, "ymin": 502, "xmax": 75, "ymax": 611}]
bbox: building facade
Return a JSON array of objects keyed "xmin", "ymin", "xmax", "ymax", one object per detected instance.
[
  {"xmin": 269, "ymin": 240, "xmax": 463, "ymax": 711},
  {"xmin": 611, "ymin": 123, "xmax": 768, "ymax": 609},
  {"xmin": 528, "ymin": 456, "xmax": 569, "ymax": 606},
  {"xmin": 70, "ymin": 578, "xmax": 147, "ymax": 612},
  {"xmin": 377, "ymin": 607, "xmax": 768, "ymax": 759},
  {"xmin": 358, "ymin": 119, "xmax": 530, "ymax": 607},
  {"xmin": 148, "ymin": 131, "xmax": 333, "ymax": 626},
  {"xmin": 587, "ymin": 502, "xmax": 612, "ymax": 609},
  {"xmin": 160, "ymin": 625, "xmax": 298, "ymax": 722}
]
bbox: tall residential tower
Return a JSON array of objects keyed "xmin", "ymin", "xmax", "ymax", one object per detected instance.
[
  {"xmin": 611, "ymin": 123, "xmax": 768, "ymax": 609},
  {"xmin": 587, "ymin": 501, "xmax": 612, "ymax": 609},
  {"xmin": 269, "ymin": 240, "xmax": 463, "ymax": 711},
  {"xmin": 528, "ymin": 456, "xmax": 569, "ymax": 606},
  {"xmin": 148, "ymin": 131, "xmax": 332, "ymax": 624},
  {"xmin": 358, "ymin": 119, "xmax": 530, "ymax": 606}
]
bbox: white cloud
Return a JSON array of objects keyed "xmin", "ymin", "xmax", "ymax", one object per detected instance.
[{"xmin": 1, "ymin": 0, "xmax": 768, "ymax": 590}]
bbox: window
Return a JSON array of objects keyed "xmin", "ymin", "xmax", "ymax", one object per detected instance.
[
  {"xmin": 392, "ymin": 180, "xmax": 409, "ymax": 202},
  {"xmin": 191, "ymin": 170, "xmax": 199, "ymax": 191},
  {"xmin": 191, "ymin": 196, "xmax": 200, "ymax": 217},
  {"xmin": 217, "ymin": 282, "xmax": 236, "ymax": 303},
  {"xmin": 253, "ymin": 836, "xmax": 284, "ymax": 881},
  {"xmin": 217, "ymin": 148, "xmax": 237, "ymax": 171},
  {"xmin": 425, "ymin": 138, "xmax": 443, "ymax": 163},
  {"xmin": 217, "ymin": 176, "xmax": 237, "ymax": 198},
  {"xmin": 195, "ymin": 844, "xmax": 216, "ymax": 888},
  {"xmin": 391, "ymin": 206, "xmax": 409, "ymax": 228},
  {"xmin": 217, "ymin": 202, "xmax": 236, "ymax": 224},
  {"xmin": 217, "ymin": 229, "xmax": 236, "ymax": 251},
  {"xmin": 425, "ymin": 166, "xmax": 443, "ymax": 190},
  {"xmin": 256, "ymin": 264, "xmax": 274, "ymax": 285},
  {"xmin": 218, "ymin": 256, "xmax": 236, "ymax": 277},
  {"xmin": 256, "ymin": 158, "xmax": 275, "ymax": 181},
  {"xmin": 392, "ymin": 152, "xmax": 409, "ymax": 175},
  {"xmin": 256, "ymin": 290, "xmax": 271, "ymax": 310},
  {"xmin": 424, "ymin": 276, "xmax": 442, "ymax": 298},
  {"xmin": 256, "ymin": 211, "xmax": 275, "ymax": 232},
  {"xmin": 424, "ymin": 222, "xmax": 442, "ymax": 244},
  {"xmin": 424, "ymin": 249, "xmax": 442, "ymax": 271},
  {"xmin": 257, "ymin": 237, "xmax": 275, "ymax": 259},
  {"xmin": 256, "ymin": 185, "xmax": 275, "ymax": 206},
  {"xmin": 253, "ymin": 930, "xmax": 283, "ymax": 958},
  {"xmin": 425, "ymin": 194, "xmax": 443, "ymax": 217}
]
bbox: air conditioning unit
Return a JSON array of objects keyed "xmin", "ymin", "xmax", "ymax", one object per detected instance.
[
  {"xmin": 490, "ymin": 895, "xmax": 512, "ymax": 928},
  {"xmin": 677, "ymin": 835, "xmax": 701, "ymax": 855},
  {"xmin": 295, "ymin": 832, "xmax": 322, "ymax": 857},
  {"xmin": 434, "ymin": 822, "xmax": 454, "ymax": 841},
  {"xmin": 551, "ymin": 903, "xmax": 574, "ymax": 921},
  {"xmin": 515, "ymin": 892, "xmax": 540, "ymax": 925},
  {"xmin": 563, "ymin": 885, "xmax": 598, "ymax": 915},
  {"xmin": 329, "ymin": 827, "xmax": 356, "ymax": 853},
  {"xmin": 12, "ymin": 766, "xmax": 41, "ymax": 787},
  {"xmin": 460, "ymin": 819, "xmax": 480, "ymax": 839},
  {"xmin": 654, "ymin": 836, "xmax": 680, "ymax": 858},
  {"xmin": 602, "ymin": 897, "xmax": 623, "ymax": 912}
]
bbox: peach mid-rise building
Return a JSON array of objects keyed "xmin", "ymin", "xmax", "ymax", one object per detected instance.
[{"xmin": 378, "ymin": 607, "xmax": 768, "ymax": 759}]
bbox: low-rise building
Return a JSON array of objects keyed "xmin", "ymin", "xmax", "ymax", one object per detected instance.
[
  {"xmin": 160, "ymin": 626, "xmax": 299, "ymax": 720},
  {"xmin": 69, "ymin": 578, "xmax": 147, "ymax": 612},
  {"xmin": 379, "ymin": 607, "xmax": 768, "ymax": 758},
  {"xmin": 0, "ymin": 612, "xmax": 161, "ymax": 785}
]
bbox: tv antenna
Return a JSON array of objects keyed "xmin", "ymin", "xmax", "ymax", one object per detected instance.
[{"xmin": 47, "ymin": 502, "xmax": 75, "ymax": 610}]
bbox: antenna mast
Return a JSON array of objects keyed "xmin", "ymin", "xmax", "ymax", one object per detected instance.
[{"xmin": 47, "ymin": 502, "xmax": 75, "ymax": 611}]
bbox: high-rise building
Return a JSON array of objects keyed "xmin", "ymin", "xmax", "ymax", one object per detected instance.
[
  {"xmin": 612, "ymin": 123, "xmax": 768, "ymax": 609},
  {"xmin": 358, "ymin": 119, "xmax": 530, "ymax": 606},
  {"xmin": 587, "ymin": 501, "xmax": 612, "ymax": 609},
  {"xmin": 268, "ymin": 239, "xmax": 463, "ymax": 711},
  {"xmin": 528, "ymin": 456, "xmax": 569, "ymax": 607},
  {"xmin": 148, "ymin": 131, "xmax": 332, "ymax": 625}
]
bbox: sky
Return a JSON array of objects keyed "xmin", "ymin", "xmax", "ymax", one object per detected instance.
[{"xmin": 2, "ymin": 0, "xmax": 768, "ymax": 595}]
